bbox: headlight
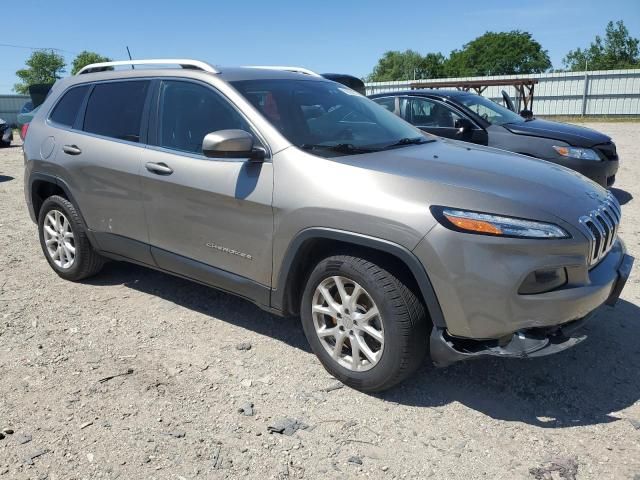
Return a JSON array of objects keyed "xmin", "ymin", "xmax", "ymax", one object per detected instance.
[
  {"xmin": 431, "ymin": 207, "xmax": 570, "ymax": 239},
  {"xmin": 553, "ymin": 146, "xmax": 601, "ymax": 161}
]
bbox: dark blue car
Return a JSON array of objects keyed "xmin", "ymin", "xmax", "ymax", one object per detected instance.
[{"xmin": 369, "ymin": 90, "xmax": 619, "ymax": 187}]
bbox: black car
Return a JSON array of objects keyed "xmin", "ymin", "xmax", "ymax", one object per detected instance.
[
  {"xmin": 369, "ymin": 90, "xmax": 619, "ymax": 187},
  {"xmin": 0, "ymin": 118, "xmax": 12, "ymax": 147},
  {"xmin": 322, "ymin": 73, "xmax": 366, "ymax": 95}
]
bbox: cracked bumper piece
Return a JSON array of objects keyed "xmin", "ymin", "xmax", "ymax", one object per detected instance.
[{"xmin": 429, "ymin": 316, "xmax": 591, "ymax": 367}]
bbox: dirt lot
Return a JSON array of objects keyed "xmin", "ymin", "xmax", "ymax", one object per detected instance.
[{"xmin": 1, "ymin": 124, "xmax": 639, "ymax": 480}]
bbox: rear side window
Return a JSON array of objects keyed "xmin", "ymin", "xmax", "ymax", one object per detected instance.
[
  {"xmin": 83, "ymin": 81, "xmax": 150, "ymax": 142},
  {"xmin": 50, "ymin": 86, "xmax": 89, "ymax": 127}
]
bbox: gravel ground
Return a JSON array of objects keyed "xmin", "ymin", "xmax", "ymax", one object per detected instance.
[{"xmin": 1, "ymin": 123, "xmax": 639, "ymax": 480}]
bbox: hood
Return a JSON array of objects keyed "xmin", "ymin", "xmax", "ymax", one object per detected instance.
[
  {"xmin": 503, "ymin": 119, "xmax": 610, "ymax": 147},
  {"xmin": 334, "ymin": 139, "xmax": 610, "ymax": 224}
]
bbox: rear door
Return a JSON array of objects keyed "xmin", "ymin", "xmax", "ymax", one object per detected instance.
[
  {"xmin": 50, "ymin": 80, "xmax": 153, "ymax": 262},
  {"xmin": 140, "ymin": 79, "xmax": 274, "ymax": 289}
]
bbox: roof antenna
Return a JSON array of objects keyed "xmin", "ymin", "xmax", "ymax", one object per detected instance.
[{"xmin": 126, "ymin": 46, "xmax": 134, "ymax": 69}]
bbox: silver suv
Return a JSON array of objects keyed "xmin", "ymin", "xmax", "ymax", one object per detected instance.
[{"xmin": 24, "ymin": 59, "xmax": 634, "ymax": 392}]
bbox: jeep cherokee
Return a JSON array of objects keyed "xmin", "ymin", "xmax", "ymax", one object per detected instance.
[{"xmin": 23, "ymin": 59, "xmax": 634, "ymax": 392}]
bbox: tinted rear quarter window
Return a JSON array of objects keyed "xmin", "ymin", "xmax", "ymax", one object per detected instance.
[
  {"xmin": 49, "ymin": 86, "xmax": 89, "ymax": 127},
  {"xmin": 83, "ymin": 81, "xmax": 150, "ymax": 142}
]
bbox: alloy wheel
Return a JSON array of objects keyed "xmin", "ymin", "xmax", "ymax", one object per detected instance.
[
  {"xmin": 43, "ymin": 209, "xmax": 76, "ymax": 269},
  {"xmin": 311, "ymin": 276, "xmax": 384, "ymax": 372}
]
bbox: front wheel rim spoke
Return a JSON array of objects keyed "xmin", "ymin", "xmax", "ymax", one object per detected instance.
[
  {"xmin": 62, "ymin": 244, "xmax": 73, "ymax": 261},
  {"xmin": 359, "ymin": 324, "xmax": 383, "ymax": 343},
  {"xmin": 44, "ymin": 225, "xmax": 57, "ymax": 237},
  {"xmin": 359, "ymin": 306, "xmax": 379, "ymax": 324},
  {"xmin": 64, "ymin": 241, "xmax": 75, "ymax": 255},
  {"xmin": 332, "ymin": 334, "xmax": 346, "ymax": 359},
  {"xmin": 333, "ymin": 276, "xmax": 349, "ymax": 304},
  {"xmin": 313, "ymin": 304, "xmax": 336, "ymax": 317},
  {"xmin": 318, "ymin": 326, "xmax": 339, "ymax": 338},
  {"xmin": 348, "ymin": 284, "xmax": 362, "ymax": 311},
  {"xmin": 350, "ymin": 336, "xmax": 361, "ymax": 370},
  {"xmin": 319, "ymin": 285, "xmax": 341, "ymax": 312},
  {"xmin": 355, "ymin": 334, "xmax": 378, "ymax": 364}
]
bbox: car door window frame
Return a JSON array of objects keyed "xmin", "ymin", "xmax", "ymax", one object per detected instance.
[
  {"xmin": 46, "ymin": 84, "xmax": 91, "ymax": 130},
  {"xmin": 45, "ymin": 84, "xmax": 92, "ymax": 132},
  {"xmin": 77, "ymin": 78, "xmax": 154, "ymax": 146},
  {"xmin": 147, "ymin": 77, "xmax": 271, "ymax": 162}
]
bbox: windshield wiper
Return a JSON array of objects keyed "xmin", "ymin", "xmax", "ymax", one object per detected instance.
[
  {"xmin": 300, "ymin": 143, "xmax": 380, "ymax": 154},
  {"xmin": 381, "ymin": 137, "xmax": 435, "ymax": 150}
]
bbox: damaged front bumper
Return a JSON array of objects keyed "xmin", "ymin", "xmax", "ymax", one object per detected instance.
[
  {"xmin": 430, "ymin": 253, "xmax": 634, "ymax": 367},
  {"xmin": 430, "ymin": 317, "xmax": 590, "ymax": 367}
]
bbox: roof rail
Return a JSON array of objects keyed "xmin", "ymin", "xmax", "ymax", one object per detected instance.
[
  {"xmin": 76, "ymin": 59, "xmax": 219, "ymax": 75},
  {"xmin": 245, "ymin": 65, "xmax": 322, "ymax": 77}
]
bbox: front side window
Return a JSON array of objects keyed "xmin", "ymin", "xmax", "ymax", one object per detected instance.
[
  {"xmin": 457, "ymin": 94, "xmax": 524, "ymax": 126},
  {"xmin": 49, "ymin": 85, "xmax": 89, "ymax": 127},
  {"xmin": 231, "ymin": 79, "xmax": 429, "ymax": 157},
  {"xmin": 83, "ymin": 81, "xmax": 150, "ymax": 142},
  {"xmin": 158, "ymin": 80, "xmax": 251, "ymax": 154},
  {"xmin": 400, "ymin": 97, "xmax": 462, "ymax": 128},
  {"xmin": 373, "ymin": 97, "xmax": 396, "ymax": 113}
]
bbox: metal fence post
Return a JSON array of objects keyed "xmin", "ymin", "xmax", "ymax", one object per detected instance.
[{"xmin": 581, "ymin": 73, "xmax": 590, "ymax": 117}]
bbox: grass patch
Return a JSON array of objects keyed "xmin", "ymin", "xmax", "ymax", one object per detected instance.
[{"xmin": 538, "ymin": 115, "xmax": 640, "ymax": 123}]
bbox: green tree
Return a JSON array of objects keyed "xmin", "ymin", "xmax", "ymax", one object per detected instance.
[
  {"xmin": 445, "ymin": 31, "xmax": 551, "ymax": 76},
  {"xmin": 14, "ymin": 50, "xmax": 66, "ymax": 94},
  {"xmin": 562, "ymin": 20, "xmax": 639, "ymax": 71},
  {"xmin": 368, "ymin": 50, "xmax": 445, "ymax": 81},
  {"xmin": 71, "ymin": 51, "xmax": 112, "ymax": 75}
]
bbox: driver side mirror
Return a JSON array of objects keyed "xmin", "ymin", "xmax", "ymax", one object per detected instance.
[
  {"xmin": 520, "ymin": 109, "xmax": 534, "ymax": 120},
  {"xmin": 454, "ymin": 118, "xmax": 474, "ymax": 135},
  {"xmin": 202, "ymin": 129, "xmax": 266, "ymax": 162}
]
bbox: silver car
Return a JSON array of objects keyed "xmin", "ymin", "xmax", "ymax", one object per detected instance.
[{"xmin": 23, "ymin": 59, "xmax": 634, "ymax": 392}]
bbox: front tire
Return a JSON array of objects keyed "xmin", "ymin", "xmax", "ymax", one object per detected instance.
[
  {"xmin": 38, "ymin": 195, "xmax": 104, "ymax": 281},
  {"xmin": 300, "ymin": 254, "xmax": 429, "ymax": 392}
]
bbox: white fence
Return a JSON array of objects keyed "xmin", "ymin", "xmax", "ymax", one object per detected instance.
[
  {"xmin": 365, "ymin": 69, "xmax": 640, "ymax": 116},
  {"xmin": 0, "ymin": 95, "xmax": 29, "ymax": 126}
]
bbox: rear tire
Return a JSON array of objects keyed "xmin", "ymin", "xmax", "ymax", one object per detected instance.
[
  {"xmin": 300, "ymin": 254, "xmax": 429, "ymax": 392},
  {"xmin": 38, "ymin": 195, "xmax": 105, "ymax": 281}
]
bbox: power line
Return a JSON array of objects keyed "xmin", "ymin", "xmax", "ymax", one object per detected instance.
[{"xmin": 0, "ymin": 43, "xmax": 78, "ymax": 55}]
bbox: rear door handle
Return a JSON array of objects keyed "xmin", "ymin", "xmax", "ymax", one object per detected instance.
[
  {"xmin": 145, "ymin": 162, "xmax": 173, "ymax": 175},
  {"xmin": 63, "ymin": 144, "xmax": 82, "ymax": 155}
]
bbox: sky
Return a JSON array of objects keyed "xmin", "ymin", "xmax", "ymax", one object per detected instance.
[{"xmin": 1, "ymin": 0, "xmax": 639, "ymax": 94}]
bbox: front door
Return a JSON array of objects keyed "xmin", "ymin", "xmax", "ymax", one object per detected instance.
[
  {"xmin": 400, "ymin": 96, "xmax": 487, "ymax": 145},
  {"xmin": 140, "ymin": 79, "xmax": 274, "ymax": 290}
]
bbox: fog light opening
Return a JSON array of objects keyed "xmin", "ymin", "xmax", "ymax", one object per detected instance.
[{"xmin": 518, "ymin": 268, "xmax": 567, "ymax": 295}]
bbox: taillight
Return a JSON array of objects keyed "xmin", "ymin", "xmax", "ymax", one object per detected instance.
[{"xmin": 20, "ymin": 123, "xmax": 29, "ymax": 140}]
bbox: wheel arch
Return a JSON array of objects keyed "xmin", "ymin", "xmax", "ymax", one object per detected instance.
[
  {"xmin": 30, "ymin": 173, "xmax": 86, "ymax": 226},
  {"xmin": 273, "ymin": 228, "xmax": 446, "ymax": 328}
]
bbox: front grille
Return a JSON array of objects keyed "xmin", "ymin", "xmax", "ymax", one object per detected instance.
[
  {"xmin": 578, "ymin": 192, "xmax": 621, "ymax": 266},
  {"xmin": 594, "ymin": 142, "xmax": 618, "ymax": 161}
]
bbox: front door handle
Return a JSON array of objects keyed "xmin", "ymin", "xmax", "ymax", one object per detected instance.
[
  {"xmin": 63, "ymin": 144, "xmax": 82, "ymax": 155},
  {"xmin": 145, "ymin": 162, "xmax": 173, "ymax": 175}
]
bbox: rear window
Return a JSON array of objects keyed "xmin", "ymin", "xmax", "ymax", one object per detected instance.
[
  {"xmin": 49, "ymin": 86, "xmax": 89, "ymax": 127},
  {"xmin": 83, "ymin": 81, "xmax": 150, "ymax": 142}
]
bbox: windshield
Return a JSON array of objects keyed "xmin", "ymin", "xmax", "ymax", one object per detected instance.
[
  {"xmin": 231, "ymin": 79, "xmax": 430, "ymax": 156},
  {"xmin": 457, "ymin": 94, "xmax": 525, "ymax": 126}
]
